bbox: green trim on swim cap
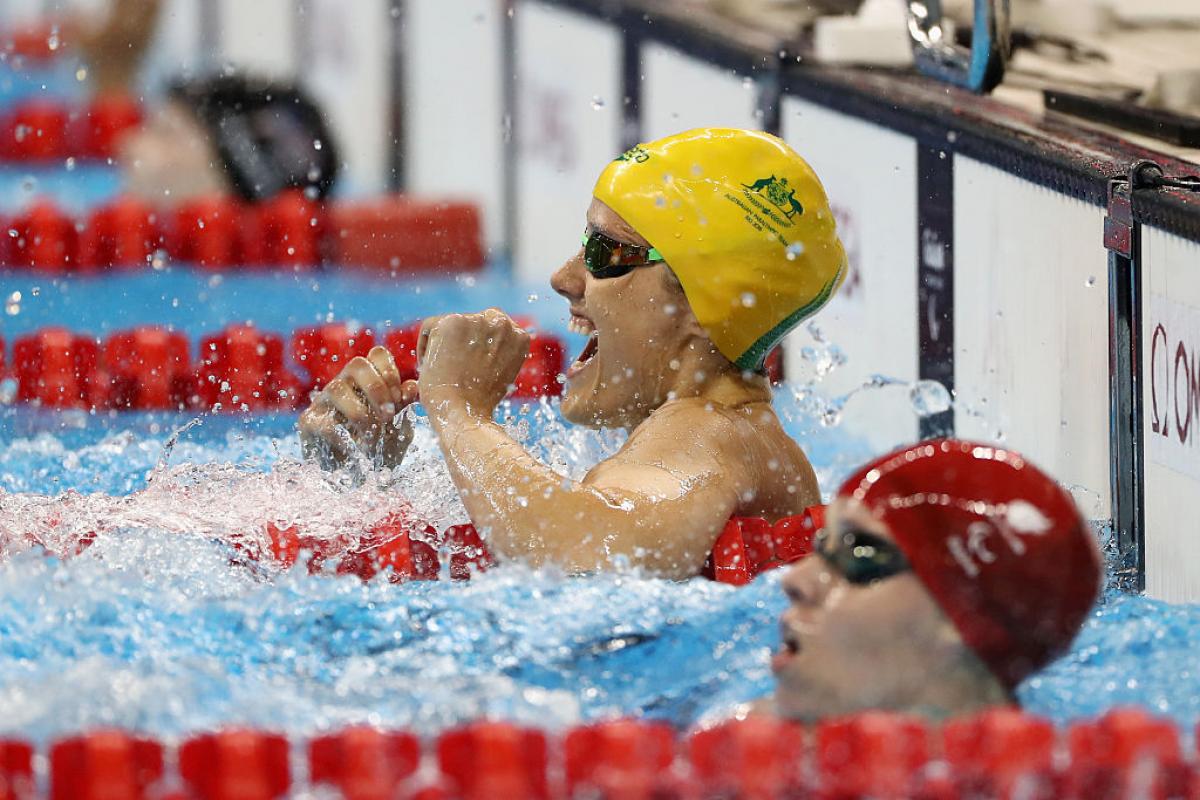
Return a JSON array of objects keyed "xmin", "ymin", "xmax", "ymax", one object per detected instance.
[{"xmin": 734, "ymin": 271, "xmax": 842, "ymax": 371}]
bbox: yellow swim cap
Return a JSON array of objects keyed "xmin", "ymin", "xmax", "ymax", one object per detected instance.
[{"xmin": 593, "ymin": 128, "xmax": 847, "ymax": 371}]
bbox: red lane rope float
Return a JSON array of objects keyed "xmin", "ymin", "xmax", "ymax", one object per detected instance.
[
  {"xmin": 50, "ymin": 731, "xmax": 164, "ymax": 800},
  {"xmin": 329, "ymin": 197, "xmax": 485, "ymax": 274},
  {"xmin": 0, "ymin": 99, "xmax": 69, "ymax": 162},
  {"xmin": 688, "ymin": 715, "xmax": 805, "ymax": 797},
  {"xmin": 10, "ymin": 709, "xmax": 1197, "ymax": 799},
  {"xmin": 13, "ymin": 327, "xmax": 105, "ymax": 408},
  {"xmin": 1066, "ymin": 707, "xmax": 1191, "ymax": 800},
  {"xmin": 309, "ymin": 727, "xmax": 421, "ymax": 800},
  {"xmin": 195, "ymin": 324, "xmax": 305, "ymax": 412},
  {"xmin": 816, "ymin": 712, "xmax": 931, "ymax": 799},
  {"xmin": 565, "ymin": 720, "xmax": 679, "ymax": 799},
  {"xmin": 0, "ymin": 739, "xmax": 34, "ymax": 800},
  {"xmin": 942, "ymin": 707, "xmax": 1058, "ymax": 799},
  {"xmin": 0, "ymin": 96, "xmax": 142, "ymax": 162},
  {"xmin": 8, "ymin": 199, "xmax": 78, "ymax": 271},
  {"xmin": 77, "ymin": 197, "xmax": 161, "ymax": 270},
  {"xmin": 179, "ymin": 730, "xmax": 290, "ymax": 800},
  {"xmin": 1, "ymin": 193, "xmax": 485, "ymax": 273},
  {"xmin": 6, "ymin": 321, "xmax": 567, "ymax": 411},
  {"xmin": 1, "ymin": 23, "xmax": 69, "ymax": 63},
  {"xmin": 437, "ymin": 722, "xmax": 550, "ymax": 800}
]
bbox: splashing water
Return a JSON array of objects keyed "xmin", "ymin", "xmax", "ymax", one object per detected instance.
[
  {"xmin": 2, "ymin": 398, "xmax": 1199, "ymax": 740},
  {"xmin": 909, "ymin": 379, "xmax": 952, "ymax": 417}
]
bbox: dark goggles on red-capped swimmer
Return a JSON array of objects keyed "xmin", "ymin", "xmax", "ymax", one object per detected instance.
[
  {"xmin": 581, "ymin": 227, "xmax": 665, "ymax": 279},
  {"xmin": 815, "ymin": 524, "xmax": 912, "ymax": 586}
]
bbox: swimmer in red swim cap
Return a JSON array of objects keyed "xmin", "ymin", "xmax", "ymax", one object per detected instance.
[{"xmin": 767, "ymin": 439, "xmax": 1102, "ymax": 720}]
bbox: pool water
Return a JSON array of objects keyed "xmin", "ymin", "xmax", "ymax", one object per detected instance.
[{"xmin": 2, "ymin": 266, "xmax": 1199, "ymax": 744}]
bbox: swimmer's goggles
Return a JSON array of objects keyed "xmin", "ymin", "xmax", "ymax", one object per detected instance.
[
  {"xmin": 815, "ymin": 525, "xmax": 911, "ymax": 585},
  {"xmin": 581, "ymin": 227, "xmax": 664, "ymax": 279}
]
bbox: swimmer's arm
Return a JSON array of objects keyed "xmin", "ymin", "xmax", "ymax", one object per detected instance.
[{"xmin": 431, "ymin": 402, "xmax": 747, "ymax": 577}]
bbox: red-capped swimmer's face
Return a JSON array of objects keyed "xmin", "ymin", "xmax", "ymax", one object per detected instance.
[
  {"xmin": 550, "ymin": 198, "xmax": 708, "ymax": 429},
  {"xmin": 773, "ymin": 497, "xmax": 963, "ymax": 721}
]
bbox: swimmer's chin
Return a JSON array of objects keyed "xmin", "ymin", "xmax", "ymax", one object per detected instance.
[{"xmin": 559, "ymin": 388, "xmax": 610, "ymax": 428}]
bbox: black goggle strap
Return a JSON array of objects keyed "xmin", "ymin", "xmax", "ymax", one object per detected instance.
[
  {"xmin": 581, "ymin": 230, "xmax": 664, "ymax": 279},
  {"xmin": 815, "ymin": 526, "xmax": 911, "ymax": 585}
]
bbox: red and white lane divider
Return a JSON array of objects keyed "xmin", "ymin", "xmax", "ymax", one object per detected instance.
[
  {"xmin": 0, "ymin": 321, "xmax": 782, "ymax": 412},
  {"xmin": 0, "ymin": 708, "xmax": 1193, "ymax": 799},
  {"xmin": 0, "ymin": 192, "xmax": 484, "ymax": 272},
  {"xmin": 0, "ymin": 321, "xmax": 565, "ymax": 411}
]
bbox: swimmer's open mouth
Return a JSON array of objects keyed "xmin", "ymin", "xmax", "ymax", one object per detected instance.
[
  {"xmin": 772, "ymin": 628, "xmax": 802, "ymax": 672},
  {"xmin": 567, "ymin": 332, "xmax": 599, "ymax": 379}
]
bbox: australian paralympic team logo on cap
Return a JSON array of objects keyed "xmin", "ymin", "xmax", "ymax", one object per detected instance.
[
  {"xmin": 723, "ymin": 174, "xmax": 805, "ymax": 248},
  {"xmin": 743, "ymin": 175, "xmax": 805, "ymax": 220}
]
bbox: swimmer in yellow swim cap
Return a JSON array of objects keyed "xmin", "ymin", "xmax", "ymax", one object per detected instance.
[{"xmin": 300, "ymin": 128, "xmax": 847, "ymax": 578}]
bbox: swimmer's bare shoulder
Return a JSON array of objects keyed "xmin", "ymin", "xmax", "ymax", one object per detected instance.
[
  {"xmin": 578, "ymin": 398, "xmax": 817, "ymax": 576},
  {"xmin": 624, "ymin": 397, "xmax": 819, "ymax": 518}
]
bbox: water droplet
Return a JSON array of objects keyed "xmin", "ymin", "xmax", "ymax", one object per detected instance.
[
  {"xmin": 526, "ymin": 293, "xmax": 538, "ymax": 303},
  {"xmin": 909, "ymin": 379, "xmax": 952, "ymax": 416},
  {"xmin": 785, "ymin": 242, "xmax": 805, "ymax": 260},
  {"xmin": 313, "ymin": 139, "xmax": 323, "ymax": 151},
  {"xmin": 590, "ymin": 96, "xmax": 605, "ymax": 110},
  {"xmin": 46, "ymin": 29, "xmax": 60, "ymax": 51},
  {"xmin": 740, "ymin": 292, "xmax": 757, "ymax": 308},
  {"xmin": 820, "ymin": 405, "xmax": 842, "ymax": 427},
  {"xmin": 800, "ymin": 342, "xmax": 846, "ymax": 379},
  {"xmin": 5, "ymin": 290, "xmax": 21, "ymax": 315},
  {"xmin": 75, "ymin": 67, "xmax": 87, "ymax": 81},
  {"xmin": 64, "ymin": 156, "xmax": 76, "ymax": 171},
  {"xmin": 1085, "ymin": 275, "xmax": 1096, "ymax": 288}
]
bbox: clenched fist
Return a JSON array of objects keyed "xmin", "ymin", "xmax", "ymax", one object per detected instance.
[
  {"xmin": 417, "ymin": 310, "xmax": 531, "ymax": 415},
  {"xmin": 298, "ymin": 345, "xmax": 419, "ymax": 470}
]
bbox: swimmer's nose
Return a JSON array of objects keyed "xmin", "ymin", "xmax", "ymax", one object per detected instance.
[
  {"xmin": 551, "ymin": 248, "xmax": 586, "ymax": 303},
  {"xmin": 782, "ymin": 557, "xmax": 830, "ymax": 608}
]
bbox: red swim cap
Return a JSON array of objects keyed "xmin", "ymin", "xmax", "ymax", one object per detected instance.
[{"xmin": 836, "ymin": 439, "xmax": 1101, "ymax": 691}]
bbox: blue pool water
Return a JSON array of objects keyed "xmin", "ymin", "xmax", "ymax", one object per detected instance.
[{"xmin": 1, "ymin": 267, "xmax": 1198, "ymax": 743}]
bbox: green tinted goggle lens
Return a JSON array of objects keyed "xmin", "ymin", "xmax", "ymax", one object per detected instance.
[
  {"xmin": 581, "ymin": 228, "xmax": 664, "ymax": 279},
  {"xmin": 816, "ymin": 527, "xmax": 911, "ymax": 585}
]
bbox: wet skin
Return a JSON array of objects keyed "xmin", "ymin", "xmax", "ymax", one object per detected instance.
[
  {"xmin": 299, "ymin": 198, "xmax": 819, "ymax": 578},
  {"xmin": 768, "ymin": 496, "xmax": 1007, "ymax": 720},
  {"xmin": 120, "ymin": 100, "xmax": 229, "ymax": 209}
]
